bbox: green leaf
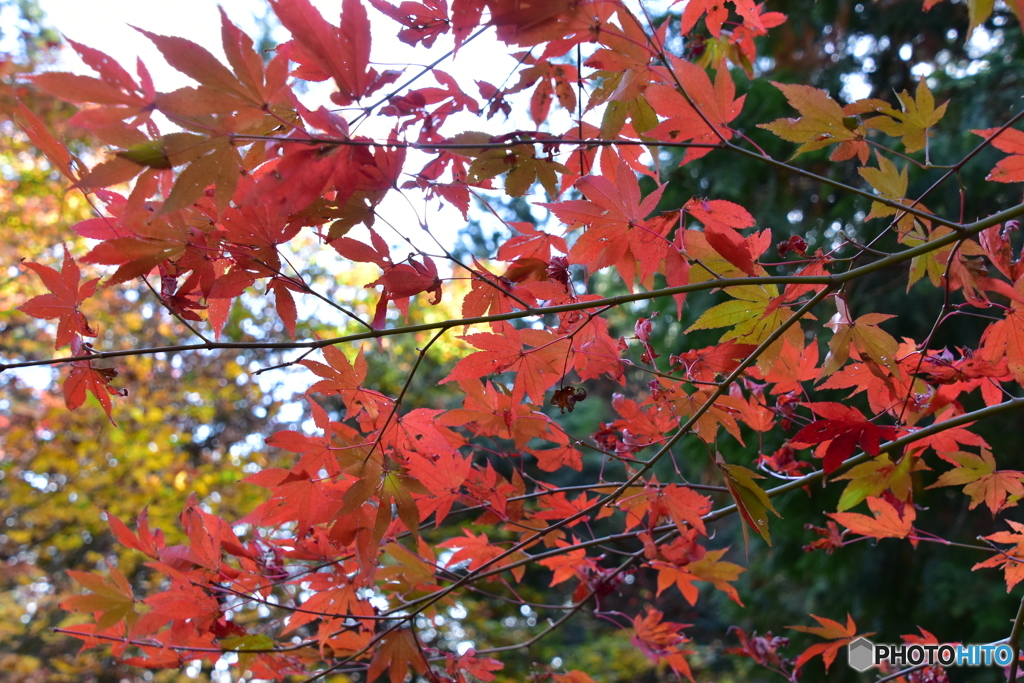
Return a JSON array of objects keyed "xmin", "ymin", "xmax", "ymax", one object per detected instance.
[
  {"xmin": 834, "ymin": 453, "xmax": 913, "ymax": 511},
  {"xmin": 717, "ymin": 457, "xmax": 780, "ymax": 547}
]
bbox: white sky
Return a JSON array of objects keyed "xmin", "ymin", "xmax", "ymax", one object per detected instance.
[
  {"xmin": 32, "ymin": 0, "xmax": 547, "ymax": 257},
  {"xmin": 27, "ymin": 0, "xmax": 679, "ymax": 251},
  {"xmin": 17, "ymin": 0, "xmax": 548, "ymax": 401},
  {"xmin": 10, "ymin": 0, "xmax": 662, "ymax": 402}
]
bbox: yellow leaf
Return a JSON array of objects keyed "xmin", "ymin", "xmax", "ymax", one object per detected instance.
[
  {"xmin": 865, "ymin": 80, "xmax": 948, "ymax": 153},
  {"xmin": 759, "ymin": 83, "xmax": 861, "ymax": 158},
  {"xmin": 857, "ymin": 151, "xmax": 908, "ymax": 220}
]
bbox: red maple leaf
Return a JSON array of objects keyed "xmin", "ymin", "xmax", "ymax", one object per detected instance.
[
  {"xmin": 538, "ymin": 542, "xmax": 590, "ymax": 585},
  {"xmin": 440, "ymin": 321, "xmax": 570, "ymax": 405},
  {"xmin": 367, "ymin": 630, "xmax": 429, "ymax": 683},
  {"xmin": 978, "ymin": 222, "xmax": 1024, "ymax": 282},
  {"xmin": 245, "ymin": 468, "xmax": 344, "ymax": 536},
  {"xmin": 529, "ymin": 489, "xmax": 600, "ymax": 526},
  {"xmin": 369, "ymin": 0, "xmax": 451, "ymax": 48},
  {"xmin": 332, "ymin": 228, "xmax": 442, "ymax": 327},
  {"xmin": 460, "ymin": 259, "xmax": 536, "ymax": 321},
  {"xmin": 381, "ymin": 407, "xmax": 464, "ymax": 460},
  {"xmin": 366, "ymin": 255, "xmax": 443, "ymax": 324},
  {"xmin": 138, "ymin": 572, "xmax": 221, "ymax": 634},
  {"xmin": 647, "ymin": 57, "xmax": 745, "ymax": 163},
  {"xmin": 14, "ymin": 100, "xmax": 76, "ymax": 180},
  {"xmin": 653, "ymin": 484, "xmax": 713, "ymax": 535},
  {"xmin": 583, "ymin": 16, "xmax": 659, "ymax": 104},
  {"xmin": 565, "ymin": 305, "xmax": 626, "ymax": 382},
  {"xmin": 790, "ymin": 403, "xmax": 902, "ymax": 474},
  {"xmin": 632, "ymin": 607, "xmax": 696, "ymax": 683},
  {"xmin": 438, "ymin": 529, "xmax": 505, "ymax": 571},
  {"xmin": 544, "ymin": 157, "xmax": 668, "ymax": 290},
  {"xmin": 18, "ymin": 245, "xmax": 99, "ymax": 349},
  {"xmin": 672, "ymin": 341, "xmax": 757, "ymax": 384},
  {"xmin": 247, "ymin": 129, "xmax": 370, "ymax": 217},
  {"xmin": 270, "ymin": 0, "xmax": 400, "ymax": 106},
  {"xmin": 683, "ymin": 197, "xmax": 758, "ymax": 275},
  {"xmin": 726, "ymin": 627, "xmax": 793, "ymax": 674},
  {"xmin": 802, "ymin": 520, "xmax": 844, "ymax": 553},
  {"xmin": 504, "ymin": 56, "xmax": 578, "ymax": 126},
  {"xmin": 527, "ymin": 442, "xmax": 584, "ymax": 472},
  {"xmin": 62, "ymin": 339, "xmax": 125, "ymax": 425},
  {"xmin": 496, "ymin": 221, "xmax": 568, "ymax": 261},
  {"xmin": 443, "ymin": 649, "xmax": 504, "ymax": 683},
  {"xmin": 816, "ymin": 352, "xmax": 907, "ymax": 417},
  {"xmin": 405, "ymin": 449, "xmax": 472, "ymax": 525},
  {"xmin": 106, "ymin": 509, "xmax": 165, "ymax": 560},
  {"xmin": 302, "ymin": 345, "xmax": 392, "ymax": 421},
  {"xmin": 264, "ymin": 398, "xmax": 346, "ymax": 477},
  {"xmin": 439, "ymin": 379, "xmax": 562, "ymax": 447},
  {"xmin": 680, "ymin": 0, "xmax": 730, "ymax": 35},
  {"xmin": 915, "ymin": 348, "xmax": 1010, "ymax": 385}
]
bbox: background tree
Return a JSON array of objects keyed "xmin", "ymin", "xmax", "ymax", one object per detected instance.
[
  {"xmin": 1, "ymin": 4, "xmax": 281, "ymax": 680},
  {"xmin": 4, "ymin": 0, "xmax": 1024, "ymax": 682}
]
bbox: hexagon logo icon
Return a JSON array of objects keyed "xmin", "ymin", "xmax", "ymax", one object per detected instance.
[{"xmin": 848, "ymin": 637, "xmax": 874, "ymax": 672}]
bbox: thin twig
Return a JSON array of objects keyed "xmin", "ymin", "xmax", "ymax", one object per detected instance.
[{"xmin": 8, "ymin": 200, "xmax": 1024, "ymax": 373}]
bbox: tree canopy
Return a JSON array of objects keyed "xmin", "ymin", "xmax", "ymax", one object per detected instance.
[{"xmin": 4, "ymin": 0, "xmax": 1024, "ymax": 681}]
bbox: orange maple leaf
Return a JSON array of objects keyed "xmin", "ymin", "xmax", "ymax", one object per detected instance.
[
  {"xmin": 828, "ymin": 496, "xmax": 916, "ymax": 540},
  {"xmin": 762, "ymin": 338, "xmax": 819, "ymax": 394},
  {"xmin": 973, "ymin": 520, "xmax": 1024, "ymax": 592},
  {"xmin": 760, "ymin": 84, "xmax": 886, "ymax": 162},
  {"xmin": 973, "ymin": 127, "xmax": 1024, "ymax": 183},
  {"xmin": 788, "ymin": 613, "xmax": 873, "ymax": 672},
  {"xmin": 979, "ymin": 277, "xmax": 1024, "ymax": 385},
  {"xmin": 652, "ymin": 547, "xmax": 745, "ymax": 605},
  {"xmin": 820, "ymin": 295, "xmax": 902, "ymax": 377},
  {"xmin": 538, "ymin": 542, "xmax": 589, "ymax": 586},
  {"xmin": 61, "ymin": 567, "xmax": 138, "ymax": 631},
  {"xmin": 927, "ymin": 449, "xmax": 1024, "ymax": 514}
]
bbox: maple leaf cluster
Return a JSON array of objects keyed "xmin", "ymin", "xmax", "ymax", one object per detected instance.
[{"xmin": 6, "ymin": 0, "xmax": 1024, "ymax": 680}]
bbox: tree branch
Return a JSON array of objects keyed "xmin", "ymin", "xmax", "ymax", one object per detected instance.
[{"xmin": 7, "ymin": 199, "xmax": 1023, "ymax": 373}]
